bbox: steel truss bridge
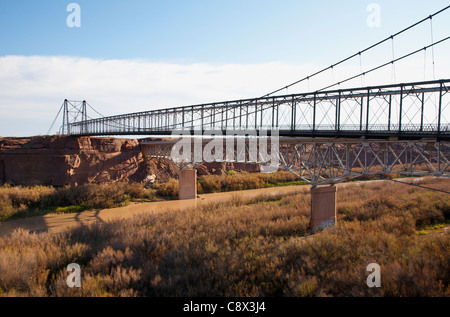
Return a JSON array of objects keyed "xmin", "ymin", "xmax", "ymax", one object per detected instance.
[
  {"xmin": 67, "ymin": 80, "xmax": 450, "ymax": 140},
  {"xmin": 59, "ymin": 4, "xmax": 450, "ymax": 186},
  {"xmin": 62, "ymin": 79, "xmax": 450, "ymax": 186},
  {"xmin": 141, "ymin": 137, "xmax": 450, "ymax": 186}
]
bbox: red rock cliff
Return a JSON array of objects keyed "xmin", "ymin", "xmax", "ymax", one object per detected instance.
[
  {"xmin": 0, "ymin": 136, "xmax": 179, "ymax": 186},
  {"xmin": 0, "ymin": 136, "xmax": 263, "ymax": 187}
]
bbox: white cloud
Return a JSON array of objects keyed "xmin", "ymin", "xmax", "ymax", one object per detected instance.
[{"xmin": 0, "ymin": 55, "xmax": 448, "ymax": 137}]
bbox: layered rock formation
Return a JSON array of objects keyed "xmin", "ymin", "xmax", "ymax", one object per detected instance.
[
  {"xmin": 0, "ymin": 136, "xmax": 179, "ymax": 186},
  {"xmin": 0, "ymin": 136, "xmax": 262, "ymax": 187}
]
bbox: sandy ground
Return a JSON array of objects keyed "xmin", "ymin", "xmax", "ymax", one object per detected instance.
[
  {"xmin": 0, "ymin": 177, "xmax": 440, "ymax": 238},
  {"xmin": 0, "ymin": 185, "xmax": 310, "ymax": 237}
]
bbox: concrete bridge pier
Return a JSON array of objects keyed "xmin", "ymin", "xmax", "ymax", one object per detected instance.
[
  {"xmin": 310, "ymin": 186, "xmax": 337, "ymax": 233},
  {"xmin": 179, "ymin": 168, "xmax": 197, "ymax": 200}
]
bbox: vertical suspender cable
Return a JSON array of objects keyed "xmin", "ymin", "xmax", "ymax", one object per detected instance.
[
  {"xmin": 331, "ymin": 66, "xmax": 335, "ymax": 87},
  {"xmin": 260, "ymin": 5, "xmax": 449, "ymax": 98},
  {"xmin": 359, "ymin": 52, "xmax": 364, "ymax": 86},
  {"xmin": 391, "ymin": 36, "xmax": 396, "ymax": 84},
  {"xmin": 423, "ymin": 47, "xmax": 427, "ymax": 80},
  {"xmin": 317, "ymin": 35, "xmax": 450, "ymax": 92},
  {"xmin": 430, "ymin": 16, "xmax": 436, "ymax": 80},
  {"xmin": 430, "ymin": 16, "xmax": 438, "ymax": 120}
]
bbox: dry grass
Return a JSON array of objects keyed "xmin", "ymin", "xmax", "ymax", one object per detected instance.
[
  {"xmin": 0, "ymin": 172, "xmax": 300, "ymax": 220},
  {"xmin": 0, "ymin": 183, "xmax": 156, "ymax": 221},
  {"xmin": 198, "ymin": 171, "xmax": 303, "ymax": 193},
  {"xmin": 156, "ymin": 171, "xmax": 304, "ymax": 198},
  {"xmin": 0, "ymin": 178, "xmax": 449, "ymax": 297}
]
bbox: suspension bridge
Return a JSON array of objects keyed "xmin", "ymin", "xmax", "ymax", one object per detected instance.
[{"xmin": 49, "ymin": 6, "xmax": 450, "ymax": 232}]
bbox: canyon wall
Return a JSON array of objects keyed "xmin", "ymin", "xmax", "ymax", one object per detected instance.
[
  {"xmin": 0, "ymin": 136, "xmax": 261, "ymax": 187},
  {"xmin": 0, "ymin": 136, "xmax": 179, "ymax": 186}
]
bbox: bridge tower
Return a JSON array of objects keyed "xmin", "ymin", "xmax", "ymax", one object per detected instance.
[{"xmin": 61, "ymin": 100, "xmax": 88, "ymax": 135}]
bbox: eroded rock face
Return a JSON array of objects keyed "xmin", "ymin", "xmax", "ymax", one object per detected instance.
[
  {"xmin": 0, "ymin": 136, "xmax": 263, "ymax": 187},
  {"xmin": 0, "ymin": 136, "xmax": 179, "ymax": 186}
]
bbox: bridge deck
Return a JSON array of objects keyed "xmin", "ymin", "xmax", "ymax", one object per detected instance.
[{"xmin": 66, "ymin": 79, "xmax": 450, "ymax": 140}]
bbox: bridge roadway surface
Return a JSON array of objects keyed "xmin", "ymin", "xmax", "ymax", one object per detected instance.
[{"xmin": 0, "ymin": 177, "xmax": 438, "ymax": 238}]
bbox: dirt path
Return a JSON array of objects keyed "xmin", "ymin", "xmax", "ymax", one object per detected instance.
[
  {"xmin": 0, "ymin": 177, "xmax": 438, "ymax": 238},
  {"xmin": 0, "ymin": 185, "xmax": 309, "ymax": 237}
]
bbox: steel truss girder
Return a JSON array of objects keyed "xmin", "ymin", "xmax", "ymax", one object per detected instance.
[
  {"xmin": 278, "ymin": 140, "xmax": 450, "ymax": 186},
  {"xmin": 141, "ymin": 138, "xmax": 450, "ymax": 186}
]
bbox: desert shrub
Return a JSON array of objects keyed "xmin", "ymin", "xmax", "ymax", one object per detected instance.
[
  {"xmin": 198, "ymin": 175, "xmax": 222, "ymax": 193},
  {"xmin": 155, "ymin": 178, "xmax": 178, "ymax": 198},
  {"xmin": 260, "ymin": 171, "xmax": 298, "ymax": 184},
  {"xmin": 1, "ymin": 185, "xmax": 56, "ymax": 209},
  {"xmin": 0, "ymin": 171, "xmax": 304, "ymax": 220},
  {"xmin": 0, "ymin": 183, "xmax": 156, "ymax": 221},
  {"xmin": 197, "ymin": 171, "xmax": 304, "ymax": 194},
  {"xmin": 406, "ymin": 191, "xmax": 449, "ymax": 227},
  {"xmin": 0, "ymin": 192, "xmax": 15, "ymax": 221},
  {"xmin": 0, "ymin": 178, "xmax": 449, "ymax": 297},
  {"xmin": 338, "ymin": 180, "xmax": 450, "ymax": 228}
]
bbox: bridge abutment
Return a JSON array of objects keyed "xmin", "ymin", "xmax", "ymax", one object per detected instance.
[
  {"xmin": 179, "ymin": 168, "xmax": 197, "ymax": 200},
  {"xmin": 310, "ymin": 186, "xmax": 337, "ymax": 233}
]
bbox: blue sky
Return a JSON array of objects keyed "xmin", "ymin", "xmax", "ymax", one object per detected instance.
[
  {"xmin": 0, "ymin": 0, "xmax": 449, "ymax": 136},
  {"xmin": 1, "ymin": 0, "xmax": 449, "ymax": 63}
]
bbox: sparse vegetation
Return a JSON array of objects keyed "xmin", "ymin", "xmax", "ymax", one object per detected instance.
[
  {"xmin": 1, "ymin": 170, "xmax": 403, "ymax": 219},
  {"xmin": 0, "ymin": 177, "xmax": 449, "ymax": 297},
  {"xmin": 0, "ymin": 183, "xmax": 156, "ymax": 221},
  {"xmin": 156, "ymin": 171, "xmax": 305, "ymax": 198},
  {"xmin": 0, "ymin": 171, "xmax": 304, "ymax": 219},
  {"xmin": 198, "ymin": 171, "xmax": 304, "ymax": 193}
]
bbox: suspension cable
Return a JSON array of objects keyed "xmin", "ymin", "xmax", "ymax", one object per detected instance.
[
  {"xmin": 391, "ymin": 36, "xmax": 396, "ymax": 84},
  {"xmin": 430, "ymin": 16, "xmax": 437, "ymax": 80},
  {"xmin": 64, "ymin": 6, "xmax": 450, "ymax": 133},
  {"xmin": 317, "ymin": 35, "xmax": 450, "ymax": 92},
  {"xmin": 359, "ymin": 52, "xmax": 364, "ymax": 86},
  {"xmin": 86, "ymin": 102, "xmax": 105, "ymax": 118},
  {"xmin": 423, "ymin": 47, "xmax": 427, "ymax": 80},
  {"xmin": 47, "ymin": 102, "xmax": 65, "ymax": 135},
  {"xmin": 260, "ymin": 5, "xmax": 450, "ymax": 98}
]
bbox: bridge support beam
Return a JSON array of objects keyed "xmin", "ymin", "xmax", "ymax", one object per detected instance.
[
  {"xmin": 310, "ymin": 186, "xmax": 337, "ymax": 234},
  {"xmin": 179, "ymin": 168, "xmax": 197, "ymax": 200}
]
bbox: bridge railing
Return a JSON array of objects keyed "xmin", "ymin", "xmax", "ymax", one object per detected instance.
[{"xmin": 68, "ymin": 79, "xmax": 450, "ymax": 139}]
